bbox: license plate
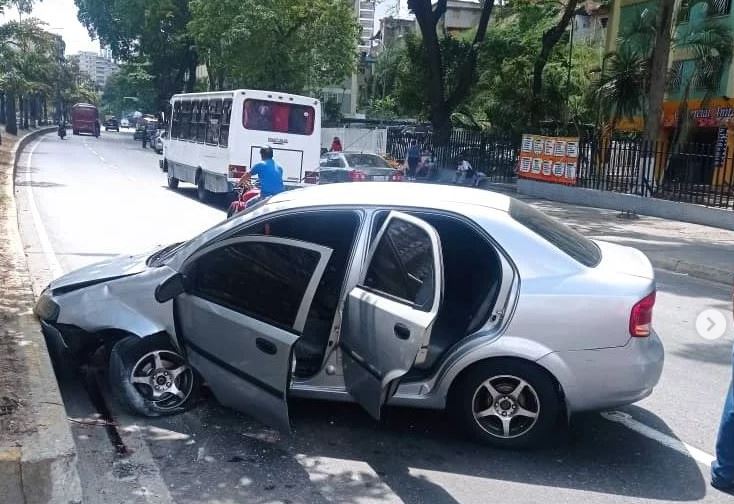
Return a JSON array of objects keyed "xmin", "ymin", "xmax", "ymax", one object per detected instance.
[{"xmin": 371, "ymin": 176, "xmax": 388, "ymax": 181}]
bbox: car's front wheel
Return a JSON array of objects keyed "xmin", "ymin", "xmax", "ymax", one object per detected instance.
[
  {"xmin": 109, "ymin": 334, "xmax": 199, "ymax": 417},
  {"xmin": 452, "ymin": 359, "xmax": 561, "ymax": 449}
]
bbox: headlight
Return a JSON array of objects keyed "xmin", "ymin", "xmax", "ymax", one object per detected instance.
[{"xmin": 34, "ymin": 290, "xmax": 60, "ymax": 322}]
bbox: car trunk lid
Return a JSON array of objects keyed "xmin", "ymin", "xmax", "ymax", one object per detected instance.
[{"xmin": 594, "ymin": 240, "xmax": 654, "ymax": 280}]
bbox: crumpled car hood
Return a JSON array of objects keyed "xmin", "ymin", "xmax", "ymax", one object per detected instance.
[{"xmin": 50, "ymin": 252, "xmax": 150, "ymax": 293}]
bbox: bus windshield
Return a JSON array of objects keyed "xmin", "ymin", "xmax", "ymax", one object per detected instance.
[{"xmin": 243, "ymin": 99, "xmax": 315, "ymax": 135}]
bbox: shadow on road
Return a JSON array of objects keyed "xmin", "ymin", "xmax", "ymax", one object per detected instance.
[{"xmin": 134, "ymin": 395, "xmax": 708, "ymax": 504}]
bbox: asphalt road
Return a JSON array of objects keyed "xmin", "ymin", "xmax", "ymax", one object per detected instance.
[{"xmin": 14, "ymin": 131, "xmax": 734, "ymax": 504}]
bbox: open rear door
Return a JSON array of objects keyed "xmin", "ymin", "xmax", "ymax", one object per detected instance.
[{"xmin": 340, "ymin": 211, "xmax": 443, "ymax": 419}]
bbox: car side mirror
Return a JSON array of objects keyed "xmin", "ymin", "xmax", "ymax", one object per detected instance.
[{"xmin": 155, "ymin": 274, "xmax": 186, "ymax": 303}]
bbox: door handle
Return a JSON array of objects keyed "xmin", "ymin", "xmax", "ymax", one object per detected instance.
[
  {"xmin": 394, "ymin": 323, "xmax": 411, "ymax": 340},
  {"xmin": 255, "ymin": 338, "xmax": 277, "ymax": 355}
]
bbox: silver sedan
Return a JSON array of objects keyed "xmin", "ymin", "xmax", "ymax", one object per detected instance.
[{"xmin": 35, "ymin": 183, "xmax": 663, "ymax": 448}]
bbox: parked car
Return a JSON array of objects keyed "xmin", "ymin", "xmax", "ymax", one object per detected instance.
[
  {"xmin": 35, "ymin": 183, "xmax": 663, "ymax": 448},
  {"xmin": 318, "ymin": 152, "xmax": 403, "ymax": 184},
  {"xmin": 120, "ymin": 118, "xmax": 130, "ymax": 128},
  {"xmin": 104, "ymin": 117, "xmax": 120, "ymax": 132}
]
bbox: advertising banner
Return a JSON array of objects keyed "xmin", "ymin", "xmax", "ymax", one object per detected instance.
[{"xmin": 518, "ymin": 134, "xmax": 579, "ymax": 185}]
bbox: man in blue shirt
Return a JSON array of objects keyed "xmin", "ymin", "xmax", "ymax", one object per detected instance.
[{"xmin": 239, "ymin": 147, "xmax": 284, "ymax": 204}]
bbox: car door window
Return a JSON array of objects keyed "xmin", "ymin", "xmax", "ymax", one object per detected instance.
[
  {"xmin": 188, "ymin": 241, "xmax": 321, "ymax": 330},
  {"xmin": 363, "ymin": 218, "xmax": 436, "ymax": 311}
]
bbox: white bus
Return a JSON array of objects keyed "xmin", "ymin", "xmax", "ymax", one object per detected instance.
[{"xmin": 162, "ymin": 89, "xmax": 321, "ymax": 201}]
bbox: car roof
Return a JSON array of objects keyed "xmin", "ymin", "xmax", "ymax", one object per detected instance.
[{"xmin": 269, "ymin": 182, "xmax": 511, "ymax": 213}]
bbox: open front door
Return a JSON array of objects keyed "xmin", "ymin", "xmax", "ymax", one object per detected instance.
[
  {"xmin": 174, "ymin": 236, "xmax": 332, "ymax": 432},
  {"xmin": 341, "ymin": 212, "xmax": 443, "ymax": 419}
]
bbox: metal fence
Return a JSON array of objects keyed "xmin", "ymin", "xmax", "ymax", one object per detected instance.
[
  {"xmin": 576, "ymin": 139, "xmax": 734, "ymax": 210},
  {"xmin": 386, "ymin": 128, "xmax": 519, "ymax": 183},
  {"xmin": 386, "ymin": 128, "xmax": 734, "ymax": 210}
]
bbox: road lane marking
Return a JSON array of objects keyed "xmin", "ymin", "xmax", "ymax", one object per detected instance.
[
  {"xmin": 601, "ymin": 411, "xmax": 716, "ymax": 466},
  {"xmin": 25, "ymin": 137, "xmax": 64, "ymax": 279}
]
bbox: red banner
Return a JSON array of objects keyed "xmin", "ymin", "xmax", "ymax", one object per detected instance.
[{"xmin": 518, "ymin": 134, "xmax": 579, "ymax": 185}]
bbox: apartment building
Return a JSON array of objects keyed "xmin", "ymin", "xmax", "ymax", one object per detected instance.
[{"xmin": 73, "ymin": 50, "xmax": 119, "ymax": 90}]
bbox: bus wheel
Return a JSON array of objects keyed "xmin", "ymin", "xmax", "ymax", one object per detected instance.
[
  {"xmin": 167, "ymin": 173, "xmax": 179, "ymax": 190},
  {"xmin": 197, "ymin": 176, "xmax": 209, "ymax": 203}
]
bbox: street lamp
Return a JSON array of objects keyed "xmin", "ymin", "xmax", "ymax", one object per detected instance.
[{"xmin": 565, "ymin": 6, "xmax": 591, "ymax": 126}]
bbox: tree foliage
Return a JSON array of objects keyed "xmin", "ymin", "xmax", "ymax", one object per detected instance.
[
  {"xmin": 408, "ymin": 0, "xmax": 496, "ymax": 143},
  {"xmin": 101, "ymin": 62, "xmax": 157, "ymax": 116},
  {"xmin": 74, "ymin": 0, "xmax": 196, "ymax": 106},
  {"xmin": 188, "ymin": 0, "xmax": 360, "ymax": 93}
]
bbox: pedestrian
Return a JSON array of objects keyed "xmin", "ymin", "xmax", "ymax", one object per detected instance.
[
  {"xmin": 454, "ymin": 157, "xmax": 475, "ymax": 185},
  {"xmin": 406, "ymin": 140, "xmax": 421, "ymax": 180},
  {"xmin": 330, "ymin": 136, "xmax": 343, "ymax": 152},
  {"xmin": 238, "ymin": 146, "xmax": 285, "ymax": 207},
  {"xmin": 712, "ymin": 296, "xmax": 734, "ymax": 494}
]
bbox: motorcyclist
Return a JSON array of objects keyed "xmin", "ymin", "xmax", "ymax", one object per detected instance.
[
  {"xmin": 57, "ymin": 120, "xmax": 66, "ymax": 140},
  {"xmin": 238, "ymin": 146, "xmax": 284, "ymax": 207}
]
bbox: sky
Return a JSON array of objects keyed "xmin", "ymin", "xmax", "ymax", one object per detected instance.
[
  {"xmin": 0, "ymin": 0, "xmax": 413, "ymax": 58},
  {"xmin": 0, "ymin": 0, "xmax": 99, "ymax": 55}
]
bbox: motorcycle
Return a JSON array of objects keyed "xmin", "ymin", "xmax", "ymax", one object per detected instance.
[
  {"xmin": 57, "ymin": 123, "xmax": 66, "ymax": 140},
  {"xmin": 226, "ymin": 180, "xmax": 260, "ymax": 219}
]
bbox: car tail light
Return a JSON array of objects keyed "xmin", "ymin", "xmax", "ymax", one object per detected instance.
[
  {"xmin": 390, "ymin": 171, "xmax": 404, "ymax": 182},
  {"xmin": 303, "ymin": 170, "xmax": 319, "ymax": 184},
  {"xmin": 349, "ymin": 170, "xmax": 366, "ymax": 181},
  {"xmin": 630, "ymin": 291, "xmax": 656, "ymax": 337},
  {"xmin": 228, "ymin": 164, "xmax": 248, "ymax": 179}
]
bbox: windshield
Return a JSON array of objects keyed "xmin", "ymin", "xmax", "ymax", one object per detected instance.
[
  {"xmin": 509, "ymin": 200, "xmax": 601, "ymax": 267},
  {"xmin": 344, "ymin": 154, "xmax": 390, "ymax": 168}
]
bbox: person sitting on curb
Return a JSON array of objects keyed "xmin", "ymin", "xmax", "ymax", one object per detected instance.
[{"xmin": 712, "ymin": 293, "xmax": 734, "ymax": 494}]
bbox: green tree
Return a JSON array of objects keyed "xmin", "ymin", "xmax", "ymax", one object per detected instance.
[
  {"xmin": 187, "ymin": 0, "xmax": 360, "ymax": 94},
  {"xmin": 408, "ymin": 0, "xmax": 496, "ymax": 143},
  {"xmin": 101, "ymin": 62, "xmax": 157, "ymax": 116},
  {"xmin": 74, "ymin": 0, "xmax": 197, "ymax": 107}
]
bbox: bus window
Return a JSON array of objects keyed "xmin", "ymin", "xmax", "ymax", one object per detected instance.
[
  {"xmin": 198, "ymin": 99, "xmax": 208, "ymax": 144},
  {"xmin": 243, "ymin": 99, "xmax": 315, "ymax": 136},
  {"xmin": 181, "ymin": 101, "xmax": 192, "ymax": 140},
  {"xmin": 172, "ymin": 102, "xmax": 181, "ymax": 139},
  {"xmin": 207, "ymin": 99, "xmax": 221, "ymax": 145},
  {"xmin": 190, "ymin": 101, "xmax": 200, "ymax": 142},
  {"xmin": 220, "ymin": 99, "xmax": 232, "ymax": 148}
]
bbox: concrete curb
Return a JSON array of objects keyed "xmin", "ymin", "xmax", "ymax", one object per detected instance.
[
  {"xmin": 0, "ymin": 127, "xmax": 82, "ymax": 504},
  {"xmin": 517, "ymin": 178, "xmax": 734, "ymax": 231}
]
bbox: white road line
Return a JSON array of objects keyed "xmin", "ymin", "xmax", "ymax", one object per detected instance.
[
  {"xmin": 601, "ymin": 411, "xmax": 716, "ymax": 466},
  {"xmin": 25, "ymin": 137, "xmax": 64, "ymax": 279}
]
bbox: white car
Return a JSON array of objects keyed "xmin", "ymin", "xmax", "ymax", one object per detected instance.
[{"xmin": 120, "ymin": 118, "xmax": 130, "ymax": 128}]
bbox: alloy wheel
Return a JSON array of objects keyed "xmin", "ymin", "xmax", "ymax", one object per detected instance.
[
  {"xmin": 129, "ymin": 350, "xmax": 194, "ymax": 411},
  {"xmin": 471, "ymin": 374, "xmax": 540, "ymax": 439}
]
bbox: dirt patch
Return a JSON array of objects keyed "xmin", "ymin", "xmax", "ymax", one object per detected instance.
[{"xmin": 0, "ymin": 132, "xmax": 36, "ymax": 442}]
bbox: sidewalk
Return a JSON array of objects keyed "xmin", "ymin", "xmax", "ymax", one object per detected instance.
[
  {"xmin": 0, "ymin": 128, "xmax": 81, "ymax": 503},
  {"xmin": 480, "ymin": 179, "xmax": 734, "ymax": 286}
]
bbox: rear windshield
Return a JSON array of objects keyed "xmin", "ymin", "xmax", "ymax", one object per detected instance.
[
  {"xmin": 509, "ymin": 200, "xmax": 601, "ymax": 267},
  {"xmin": 344, "ymin": 154, "xmax": 390, "ymax": 168},
  {"xmin": 243, "ymin": 99, "xmax": 315, "ymax": 135}
]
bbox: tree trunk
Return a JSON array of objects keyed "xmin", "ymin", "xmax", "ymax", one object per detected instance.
[
  {"xmin": 644, "ymin": 0, "xmax": 675, "ymax": 142},
  {"xmin": 409, "ymin": 0, "xmax": 495, "ymax": 144},
  {"xmin": 0, "ymin": 93, "xmax": 5, "ymax": 124},
  {"xmin": 43, "ymin": 96, "xmax": 48, "ymax": 124},
  {"xmin": 531, "ymin": 0, "xmax": 579, "ymax": 126},
  {"xmin": 5, "ymin": 92, "xmax": 17, "ymax": 135},
  {"xmin": 23, "ymin": 94, "xmax": 30, "ymax": 129},
  {"xmin": 185, "ymin": 49, "xmax": 198, "ymax": 93}
]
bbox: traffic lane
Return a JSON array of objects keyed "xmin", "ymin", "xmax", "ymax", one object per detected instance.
[
  {"xmin": 133, "ymin": 396, "xmax": 719, "ymax": 504},
  {"xmin": 630, "ymin": 270, "xmax": 733, "ymax": 452},
  {"xmin": 19, "ymin": 134, "xmax": 223, "ymax": 273}
]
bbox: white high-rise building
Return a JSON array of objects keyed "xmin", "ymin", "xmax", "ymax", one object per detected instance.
[
  {"xmin": 322, "ymin": 0, "xmax": 376, "ymax": 118},
  {"xmin": 73, "ymin": 50, "xmax": 119, "ymax": 90}
]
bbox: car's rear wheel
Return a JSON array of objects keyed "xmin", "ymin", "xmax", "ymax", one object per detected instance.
[
  {"xmin": 452, "ymin": 359, "xmax": 561, "ymax": 449},
  {"xmin": 167, "ymin": 172, "xmax": 179, "ymax": 189},
  {"xmin": 109, "ymin": 334, "xmax": 199, "ymax": 417}
]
